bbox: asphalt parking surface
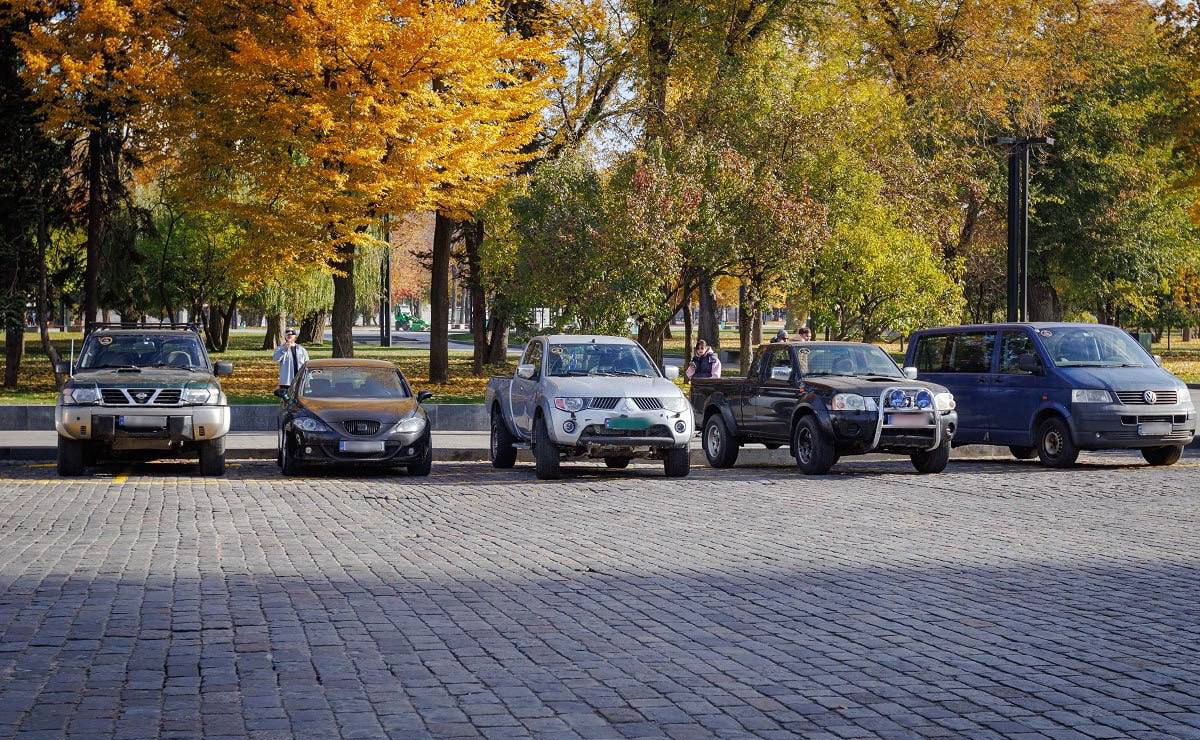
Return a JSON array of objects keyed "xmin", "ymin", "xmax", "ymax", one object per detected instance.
[{"xmin": 0, "ymin": 453, "xmax": 1198, "ymax": 739}]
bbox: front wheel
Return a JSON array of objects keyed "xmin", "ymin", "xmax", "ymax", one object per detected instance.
[
  {"xmin": 793, "ymin": 416, "xmax": 836, "ymax": 475},
  {"xmin": 1036, "ymin": 417, "xmax": 1079, "ymax": 468},
  {"xmin": 490, "ymin": 412, "xmax": 517, "ymax": 469},
  {"xmin": 1142, "ymin": 445, "xmax": 1183, "ymax": 466},
  {"xmin": 663, "ymin": 447, "xmax": 690, "ymax": 477},
  {"xmin": 407, "ymin": 434, "xmax": 433, "ymax": 476},
  {"xmin": 198, "ymin": 438, "xmax": 226, "ymax": 476},
  {"xmin": 702, "ymin": 415, "xmax": 739, "ymax": 468},
  {"xmin": 57, "ymin": 435, "xmax": 86, "ymax": 476},
  {"xmin": 911, "ymin": 437, "xmax": 951, "ymax": 474},
  {"xmin": 533, "ymin": 416, "xmax": 560, "ymax": 480},
  {"xmin": 1009, "ymin": 445, "xmax": 1037, "ymax": 460},
  {"xmin": 280, "ymin": 431, "xmax": 303, "ymax": 476}
]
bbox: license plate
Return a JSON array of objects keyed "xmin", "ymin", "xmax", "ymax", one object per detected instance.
[
  {"xmin": 119, "ymin": 415, "xmax": 166, "ymax": 428},
  {"xmin": 887, "ymin": 413, "xmax": 929, "ymax": 428},
  {"xmin": 339, "ymin": 440, "xmax": 385, "ymax": 453},
  {"xmin": 605, "ymin": 417, "xmax": 651, "ymax": 430},
  {"xmin": 1137, "ymin": 422, "xmax": 1172, "ymax": 437}
]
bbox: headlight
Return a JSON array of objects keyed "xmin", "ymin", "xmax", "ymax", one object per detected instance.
[
  {"xmin": 292, "ymin": 416, "xmax": 331, "ymax": 432},
  {"xmin": 553, "ymin": 397, "xmax": 585, "ymax": 412},
  {"xmin": 62, "ymin": 385, "xmax": 100, "ymax": 405},
  {"xmin": 392, "ymin": 416, "xmax": 426, "ymax": 434},
  {"xmin": 661, "ymin": 395, "xmax": 688, "ymax": 412},
  {"xmin": 831, "ymin": 393, "xmax": 867, "ymax": 411},
  {"xmin": 934, "ymin": 392, "xmax": 956, "ymax": 411},
  {"xmin": 1071, "ymin": 389, "xmax": 1113, "ymax": 404},
  {"xmin": 183, "ymin": 386, "xmax": 218, "ymax": 404}
]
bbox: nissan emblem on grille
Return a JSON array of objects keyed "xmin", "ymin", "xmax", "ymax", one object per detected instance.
[
  {"xmin": 135, "ymin": 392, "xmax": 150, "ymax": 402},
  {"xmin": 1144, "ymin": 390, "xmax": 1157, "ymax": 405}
]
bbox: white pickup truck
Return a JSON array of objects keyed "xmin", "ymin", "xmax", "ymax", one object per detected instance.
[{"xmin": 484, "ymin": 335, "xmax": 694, "ymax": 479}]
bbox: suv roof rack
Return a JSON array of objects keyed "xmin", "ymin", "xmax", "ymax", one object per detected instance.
[{"xmin": 85, "ymin": 321, "xmax": 202, "ymax": 334}]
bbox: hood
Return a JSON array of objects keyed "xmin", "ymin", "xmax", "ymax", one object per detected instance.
[
  {"xmin": 544, "ymin": 375, "xmax": 683, "ymax": 399},
  {"xmin": 71, "ymin": 366, "xmax": 215, "ymax": 387},
  {"xmin": 299, "ymin": 396, "xmax": 422, "ymax": 426},
  {"xmin": 1055, "ymin": 364, "xmax": 1182, "ymax": 392},
  {"xmin": 804, "ymin": 375, "xmax": 949, "ymax": 396}
]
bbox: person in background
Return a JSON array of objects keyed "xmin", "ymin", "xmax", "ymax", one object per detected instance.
[
  {"xmin": 771, "ymin": 329, "xmax": 789, "ymax": 343},
  {"xmin": 273, "ymin": 329, "xmax": 310, "ymax": 393},
  {"xmin": 796, "ymin": 327, "xmax": 812, "ymax": 341},
  {"xmin": 685, "ymin": 339, "xmax": 722, "ymax": 380}
]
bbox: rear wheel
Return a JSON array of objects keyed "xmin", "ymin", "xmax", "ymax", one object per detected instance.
[
  {"xmin": 56, "ymin": 435, "xmax": 85, "ymax": 476},
  {"xmin": 1036, "ymin": 416, "xmax": 1079, "ymax": 468},
  {"xmin": 407, "ymin": 434, "xmax": 433, "ymax": 476},
  {"xmin": 198, "ymin": 438, "xmax": 226, "ymax": 476},
  {"xmin": 490, "ymin": 411, "xmax": 517, "ymax": 469},
  {"xmin": 911, "ymin": 437, "xmax": 951, "ymax": 474},
  {"xmin": 1141, "ymin": 444, "xmax": 1183, "ymax": 466},
  {"xmin": 702, "ymin": 415, "xmax": 739, "ymax": 468},
  {"xmin": 533, "ymin": 416, "xmax": 560, "ymax": 480},
  {"xmin": 1009, "ymin": 445, "xmax": 1037, "ymax": 460},
  {"xmin": 793, "ymin": 416, "xmax": 836, "ymax": 475},
  {"xmin": 604, "ymin": 457, "xmax": 631, "ymax": 469},
  {"xmin": 663, "ymin": 447, "xmax": 690, "ymax": 477}
]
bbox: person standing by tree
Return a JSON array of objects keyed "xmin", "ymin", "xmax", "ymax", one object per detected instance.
[
  {"xmin": 685, "ymin": 340, "xmax": 721, "ymax": 381},
  {"xmin": 273, "ymin": 329, "xmax": 309, "ymax": 393}
]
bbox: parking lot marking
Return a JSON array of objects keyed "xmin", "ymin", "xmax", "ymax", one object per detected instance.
[{"xmin": 111, "ymin": 469, "xmax": 130, "ymax": 484}]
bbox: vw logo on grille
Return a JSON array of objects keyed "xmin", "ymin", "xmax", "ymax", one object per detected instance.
[{"xmin": 1143, "ymin": 390, "xmax": 1157, "ymax": 405}]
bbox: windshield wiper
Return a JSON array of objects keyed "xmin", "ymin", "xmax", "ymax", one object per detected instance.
[
  {"xmin": 149, "ymin": 363, "xmax": 199, "ymax": 372},
  {"xmin": 88, "ymin": 364, "xmax": 142, "ymax": 371},
  {"xmin": 550, "ymin": 371, "xmax": 591, "ymax": 377},
  {"xmin": 607, "ymin": 370, "xmax": 651, "ymax": 377}
]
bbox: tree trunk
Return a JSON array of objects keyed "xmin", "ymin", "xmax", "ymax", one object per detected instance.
[
  {"xmin": 214, "ymin": 293, "xmax": 236, "ymax": 352},
  {"xmin": 1028, "ymin": 276, "xmax": 1060, "ymax": 322},
  {"xmin": 1183, "ymin": 325, "xmax": 1192, "ymax": 342},
  {"xmin": 637, "ymin": 321, "xmax": 666, "ymax": 367},
  {"xmin": 205, "ymin": 303, "xmax": 225, "ymax": 351},
  {"xmin": 487, "ymin": 300, "xmax": 509, "ymax": 364},
  {"xmin": 429, "ymin": 212, "xmax": 453, "ymax": 383},
  {"xmin": 683, "ymin": 297, "xmax": 693, "ymax": 360},
  {"xmin": 83, "ymin": 130, "xmax": 104, "ymax": 333},
  {"xmin": 36, "ymin": 209, "xmax": 65, "ymax": 387},
  {"xmin": 464, "ymin": 220, "xmax": 487, "ymax": 375},
  {"xmin": 262, "ymin": 313, "xmax": 284, "ymax": 350},
  {"xmin": 752, "ymin": 310, "xmax": 762, "ymax": 346},
  {"xmin": 4, "ymin": 325, "xmax": 22, "ymax": 388},
  {"xmin": 331, "ymin": 242, "xmax": 355, "ymax": 358},
  {"xmin": 698, "ymin": 273, "xmax": 720, "ymax": 351},
  {"xmin": 738, "ymin": 283, "xmax": 752, "ymax": 376}
]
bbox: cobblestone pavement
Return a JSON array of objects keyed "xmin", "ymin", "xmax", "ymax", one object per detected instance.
[{"xmin": 0, "ymin": 454, "xmax": 1198, "ymax": 740}]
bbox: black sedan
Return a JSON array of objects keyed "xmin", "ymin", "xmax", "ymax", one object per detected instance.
[{"xmin": 275, "ymin": 358, "xmax": 433, "ymax": 475}]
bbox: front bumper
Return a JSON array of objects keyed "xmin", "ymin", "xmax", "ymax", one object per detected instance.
[
  {"xmin": 289, "ymin": 429, "xmax": 429, "ymax": 465},
  {"xmin": 1072, "ymin": 403, "xmax": 1195, "ymax": 449},
  {"xmin": 827, "ymin": 409, "xmax": 957, "ymax": 453},
  {"xmin": 56, "ymin": 404, "xmax": 230, "ymax": 447},
  {"xmin": 546, "ymin": 406, "xmax": 693, "ymax": 454}
]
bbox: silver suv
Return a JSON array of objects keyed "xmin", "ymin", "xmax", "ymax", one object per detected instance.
[{"xmin": 55, "ymin": 326, "xmax": 234, "ymax": 475}]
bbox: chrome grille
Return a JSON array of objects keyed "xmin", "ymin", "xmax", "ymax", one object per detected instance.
[
  {"xmin": 99, "ymin": 387, "xmax": 185, "ymax": 406},
  {"xmin": 342, "ymin": 419, "xmax": 381, "ymax": 436},
  {"xmin": 588, "ymin": 397, "xmax": 620, "ymax": 410},
  {"xmin": 1116, "ymin": 390, "xmax": 1177, "ymax": 405},
  {"xmin": 154, "ymin": 389, "xmax": 182, "ymax": 404},
  {"xmin": 632, "ymin": 397, "xmax": 663, "ymax": 411},
  {"xmin": 101, "ymin": 388, "xmax": 127, "ymax": 405}
]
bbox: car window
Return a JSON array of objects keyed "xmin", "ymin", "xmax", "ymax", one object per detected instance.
[
  {"xmin": 78, "ymin": 334, "xmax": 210, "ymax": 370},
  {"xmin": 998, "ymin": 331, "xmax": 1037, "ymax": 374},
  {"xmin": 799, "ymin": 345, "xmax": 902, "ymax": 378},
  {"xmin": 1039, "ymin": 326, "xmax": 1152, "ymax": 367},
  {"xmin": 522, "ymin": 341, "xmax": 543, "ymax": 375},
  {"xmin": 949, "ymin": 332, "xmax": 995, "ymax": 373},
  {"xmin": 545, "ymin": 343, "xmax": 657, "ymax": 377},
  {"xmin": 913, "ymin": 334, "xmax": 953, "ymax": 373},
  {"xmin": 765, "ymin": 348, "xmax": 793, "ymax": 381},
  {"xmin": 300, "ymin": 368, "xmax": 409, "ymax": 399}
]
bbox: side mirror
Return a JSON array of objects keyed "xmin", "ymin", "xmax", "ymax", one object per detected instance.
[
  {"xmin": 1153, "ymin": 354, "xmax": 1163, "ymax": 367},
  {"xmin": 214, "ymin": 361, "xmax": 234, "ymax": 377},
  {"xmin": 902, "ymin": 366, "xmax": 918, "ymax": 380},
  {"xmin": 417, "ymin": 390, "xmax": 433, "ymax": 403},
  {"xmin": 55, "ymin": 361, "xmax": 72, "ymax": 376},
  {"xmin": 516, "ymin": 364, "xmax": 536, "ymax": 380},
  {"xmin": 663, "ymin": 365, "xmax": 679, "ymax": 380},
  {"xmin": 1017, "ymin": 353, "xmax": 1042, "ymax": 374},
  {"xmin": 273, "ymin": 388, "xmax": 289, "ymax": 400}
]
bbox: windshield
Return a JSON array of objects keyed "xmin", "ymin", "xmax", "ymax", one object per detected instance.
[
  {"xmin": 545, "ymin": 343, "xmax": 659, "ymax": 377},
  {"xmin": 1040, "ymin": 326, "xmax": 1152, "ymax": 368},
  {"xmin": 300, "ymin": 367, "xmax": 410, "ymax": 399},
  {"xmin": 798, "ymin": 345, "xmax": 903, "ymax": 378},
  {"xmin": 78, "ymin": 334, "xmax": 209, "ymax": 370}
]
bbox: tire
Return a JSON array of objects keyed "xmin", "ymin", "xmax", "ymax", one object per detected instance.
[
  {"xmin": 793, "ymin": 415, "xmax": 836, "ymax": 475},
  {"xmin": 490, "ymin": 411, "xmax": 517, "ymax": 469},
  {"xmin": 1141, "ymin": 444, "xmax": 1183, "ymax": 466},
  {"xmin": 1009, "ymin": 445, "xmax": 1037, "ymax": 460},
  {"xmin": 533, "ymin": 415, "xmax": 560, "ymax": 480},
  {"xmin": 911, "ymin": 437, "xmax": 951, "ymax": 474},
  {"xmin": 702, "ymin": 415, "xmax": 739, "ymax": 468},
  {"xmin": 280, "ymin": 431, "xmax": 303, "ymax": 476},
  {"xmin": 1036, "ymin": 416, "xmax": 1079, "ymax": 468},
  {"xmin": 198, "ymin": 438, "xmax": 226, "ymax": 476},
  {"xmin": 604, "ymin": 457, "xmax": 631, "ymax": 469},
  {"xmin": 764, "ymin": 443, "xmax": 781, "ymax": 450},
  {"xmin": 663, "ymin": 447, "xmax": 690, "ymax": 477},
  {"xmin": 276, "ymin": 428, "xmax": 284, "ymax": 468},
  {"xmin": 407, "ymin": 434, "xmax": 433, "ymax": 476},
  {"xmin": 57, "ymin": 435, "xmax": 85, "ymax": 476}
]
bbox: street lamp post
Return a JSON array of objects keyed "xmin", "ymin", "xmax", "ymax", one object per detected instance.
[
  {"xmin": 380, "ymin": 213, "xmax": 392, "ymax": 347},
  {"xmin": 991, "ymin": 135, "xmax": 1053, "ymax": 322}
]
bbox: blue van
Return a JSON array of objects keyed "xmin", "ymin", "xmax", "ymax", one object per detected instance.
[{"xmin": 904, "ymin": 323, "xmax": 1195, "ymax": 466}]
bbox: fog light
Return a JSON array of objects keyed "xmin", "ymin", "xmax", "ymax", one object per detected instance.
[
  {"xmin": 563, "ymin": 420, "xmax": 576, "ymax": 434},
  {"xmin": 674, "ymin": 420, "xmax": 686, "ymax": 433},
  {"xmin": 405, "ymin": 446, "xmax": 414, "ymax": 454},
  {"xmin": 305, "ymin": 446, "xmax": 312, "ymax": 454}
]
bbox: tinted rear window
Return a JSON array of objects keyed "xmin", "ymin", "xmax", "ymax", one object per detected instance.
[
  {"xmin": 913, "ymin": 334, "xmax": 953, "ymax": 373},
  {"xmin": 913, "ymin": 332, "xmax": 995, "ymax": 373}
]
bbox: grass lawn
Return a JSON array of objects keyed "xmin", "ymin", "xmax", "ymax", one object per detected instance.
[{"xmin": 0, "ymin": 331, "xmax": 513, "ymax": 405}]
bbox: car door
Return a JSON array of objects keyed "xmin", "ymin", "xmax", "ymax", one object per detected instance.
[
  {"xmin": 988, "ymin": 329, "xmax": 1044, "ymax": 445},
  {"xmin": 511, "ymin": 339, "xmax": 542, "ymax": 437},
  {"xmin": 743, "ymin": 346, "xmax": 793, "ymax": 438},
  {"xmin": 912, "ymin": 330, "xmax": 996, "ymax": 443}
]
